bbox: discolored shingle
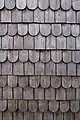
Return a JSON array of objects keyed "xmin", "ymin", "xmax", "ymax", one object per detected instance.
[
  {"xmin": 39, "ymin": 100, "xmax": 48, "ymax": 112},
  {"xmin": 28, "ymin": 100, "xmax": 38, "ymax": 112},
  {"xmin": 8, "ymin": 51, "xmax": 18, "ymax": 63},
  {"xmin": 49, "ymin": 100, "xmax": 59, "ymax": 112}
]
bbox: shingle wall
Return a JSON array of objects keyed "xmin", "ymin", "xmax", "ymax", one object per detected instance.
[{"xmin": 0, "ymin": 0, "xmax": 80, "ymax": 120}]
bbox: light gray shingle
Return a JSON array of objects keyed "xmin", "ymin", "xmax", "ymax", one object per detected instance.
[
  {"xmin": 8, "ymin": 51, "xmax": 18, "ymax": 63},
  {"xmin": 50, "ymin": 0, "xmax": 60, "ymax": 10},
  {"xmin": 61, "ymin": 0, "xmax": 71, "ymax": 10},
  {"xmin": 39, "ymin": 0, "xmax": 49, "ymax": 10},
  {"xmin": 34, "ymin": 8, "xmax": 44, "ymax": 22},
  {"xmin": 1, "ymin": 9, "xmax": 11, "ymax": 22},
  {"xmin": 27, "ymin": 0, "xmax": 37, "ymax": 9},
  {"xmin": 5, "ymin": 0, "xmax": 15, "ymax": 9},
  {"xmin": 67, "ymin": 9, "xmax": 76, "ymax": 23},
  {"xmin": 16, "ymin": 0, "xmax": 26, "ymax": 9},
  {"xmin": 49, "ymin": 100, "xmax": 59, "ymax": 112},
  {"xmin": 18, "ymin": 24, "xmax": 28, "ymax": 36},
  {"xmin": 29, "ymin": 50, "xmax": 39, "ymax": 63}
]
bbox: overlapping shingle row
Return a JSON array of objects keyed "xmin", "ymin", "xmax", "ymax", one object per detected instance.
[
  {"xmin": 0, "ymin": 24, "xmax": 80, "ymax": 50},
  {"xmin": 0, "ymin": 0, "xmax": 80, "ymax": 23}
]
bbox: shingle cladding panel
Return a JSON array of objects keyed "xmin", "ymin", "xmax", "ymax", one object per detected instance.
[{"xmin": 0, "ymin": 0, "xmax": 80, "ymax": 120}]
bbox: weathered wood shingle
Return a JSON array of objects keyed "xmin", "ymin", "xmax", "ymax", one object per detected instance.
[{"xmin": 0, "ymin": 0, "xmax": 80, "ymax": 119}]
